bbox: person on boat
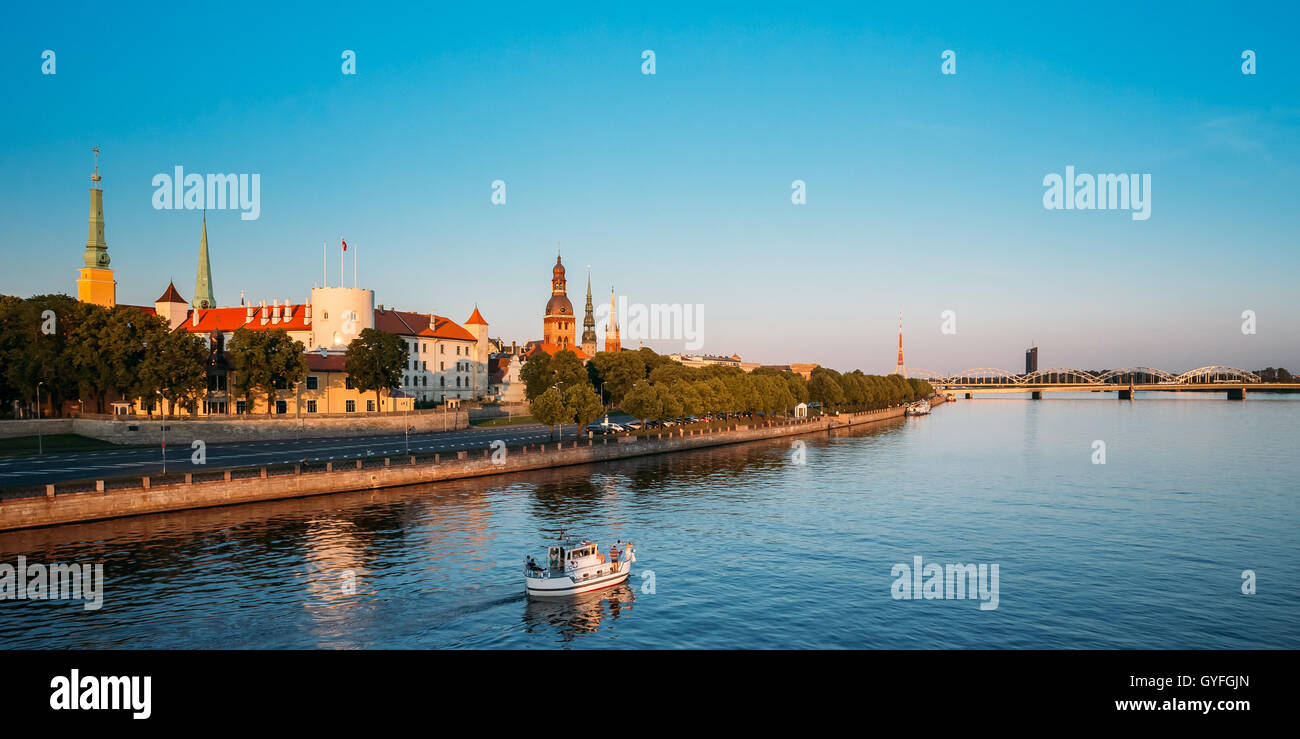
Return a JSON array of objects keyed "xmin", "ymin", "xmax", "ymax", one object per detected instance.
[{"xmin": 609, "ymin": 544, "xmax": 620, "ymax": 564}]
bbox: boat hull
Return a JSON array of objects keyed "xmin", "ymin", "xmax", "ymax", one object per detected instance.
[{"xmin": 525, "ymin": 563, "xmax": 632, "ymax": 597}]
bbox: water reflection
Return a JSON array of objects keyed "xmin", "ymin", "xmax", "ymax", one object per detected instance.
[
  {"xmin": 1, "ymin": 399, "xmax": 1296, "ymax": 649},
  {"xmin": 522, "ymin": 584, "xmax": 636, "ymax": 642}
]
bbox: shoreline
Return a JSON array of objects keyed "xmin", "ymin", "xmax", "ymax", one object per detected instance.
[{"xmin": 0, "ymin": 397, "xmax": 943, "ymax": 533}]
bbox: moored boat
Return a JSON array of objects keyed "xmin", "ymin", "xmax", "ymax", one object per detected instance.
[
  {"xmin": 905, "ymin": 400, "xmax": 931, "ymax": 416},
  {"xmin": 524, "ymin": 535, "xmax": 636, "ymax": 597}
]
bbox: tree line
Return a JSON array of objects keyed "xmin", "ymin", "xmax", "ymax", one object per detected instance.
[
  {"xmin": 520, "ymin": 345, "xmax": 935, "ymax": 433},
  {"xmin": 0, "ymin": 294, "xmax": 415, "ymax": 418}
]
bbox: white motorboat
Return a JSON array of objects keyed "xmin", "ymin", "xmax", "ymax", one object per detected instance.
[
  {"xmin": 524, "ymin": 535, "xmax": 636, "ymax": 597},
  {"xmin": 905, "ymin": 400, "xmax": 931, "ymax": 416}
]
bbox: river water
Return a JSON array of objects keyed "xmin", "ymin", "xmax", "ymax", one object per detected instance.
[{"xmin": 0, "ymin": 394, "xmax": 1296, "ymax": 649}]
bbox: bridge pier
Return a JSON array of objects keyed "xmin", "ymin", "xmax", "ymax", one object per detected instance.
[
  {"xmin": 1030, "ymin": 391, "xmax": 1042, "ymax": 400},
  {"xmin": 1117, "ymin": 389, "xmax": 1132, "ymax": 400},
  {"xmin": 965, "ymin": 393, "xmax": 972, "ymax": 399},
  {"xmin": 1226, "ymin": 388, "xmax": 1245, "ymax": 400}
]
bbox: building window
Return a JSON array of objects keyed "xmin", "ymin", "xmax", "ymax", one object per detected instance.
[
  {"xmin": 306, "ymin": 376, "xmax": 318, "ymax": 390},
  {"xmin": 236, "ymin": 401, "xmax": 247, "ymax": 414},
  {"xmin": 422, "ymin": 343, "xmax": 426, "ymax": 353},
  {"xmin": 440, "ymin": 345, "xmax": 444, "ymax": 354},
  {"xmin": 275, "ymin": 400, "xmax": 287, "ymax": 414},
  {"xmin": 440, "ymin": 377, "xmax": 445, "ymax": 387},
  {"xmin": 422, "ymin": 361, "xmax": 426, "ymax": 370},
  {"xmin": 345, "ymin": 377, "xmax": 355, "ymax": 389},
  {"xmin": 366, "ymin": 400, "xmax": 375, "ymax": 412},
  {"xmin": 346, "ymin": 400, "xmax": 356, "ymax": 413},
  {"xmin": 306, "ymin": 400, "xmax": 317, "ymax": 413}
]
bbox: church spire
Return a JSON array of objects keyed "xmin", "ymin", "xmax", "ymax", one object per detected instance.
[
  {"xmin": 581, "ymin": 267, "xmax": 597, "ymax": 355},
  {"xmin": 605, "ymin": 286, "xmax": 621, "ymax": 353},
  {"xmin": 76, "ymin": 146, "xmax": 116, "ymax": 308},
  {"xmin": 83, "ymin": 147, "xmax": 108, "ymax": 269},
  {"xmin": 193, "ymin": 211, "xmax": 215, "ymax": 309}
]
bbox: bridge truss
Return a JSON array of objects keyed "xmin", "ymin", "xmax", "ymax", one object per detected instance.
[{"xmin": 919, "ymin": 365, "xmax": 1262, "ymax": 387}]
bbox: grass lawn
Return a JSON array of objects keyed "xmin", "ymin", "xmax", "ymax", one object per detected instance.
[
  {"xmin": 0, "ymin": 433, "xmax": 124, "ymax": 458},
  {"xmin": 470, "ymin": 414, "xmax": 536, "ymax": 428}
]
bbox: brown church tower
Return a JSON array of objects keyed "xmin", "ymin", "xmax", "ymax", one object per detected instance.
[{"xmin": 543, "ymin": 253, "xmax": 576, "ymax": 350}]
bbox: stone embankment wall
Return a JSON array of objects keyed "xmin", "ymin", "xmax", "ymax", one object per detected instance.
[
  {"xmin": 0, "ymin": 397, "xmax": 943, "ymax": 532},
  {"xmin": 0, "ymin": 411, "xmax": 470, "ymax": 445}
]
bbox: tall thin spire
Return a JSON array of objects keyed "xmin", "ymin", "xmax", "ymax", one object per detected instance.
[
  {"xmin": 894, "ymin": 311, "xmax": 907, "ymax": 377},
  {"xmin": 581, "ymin": 267, "xmax": 597, "ymax": 355},
  {"xmin": 605, "ymin": 286, "xmax": 621, "ymax": 353},
  {"xmin": 83, "ymin": 147, "xmax": 108, "ymax": 268},
  {"xmin": 193, "ymin": 211, "xmax": 215, "ymax": 309}
]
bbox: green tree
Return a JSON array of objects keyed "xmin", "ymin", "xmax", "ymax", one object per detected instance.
[
  {"xmin": 4, "ymin": 294, "xmax": 89, "ymax": 417},
  {"xmin": 589, "ymin": 350, "xmax": 647, "ymax": 406},
  {"xmin": 520, "ymin": 351, "xmax": 553, "ymax": 400},
  {"xmin": 564, "ymin": 384, "xmax": 604, "ymax": 430},
  {"xmin": 67, "ymin": 304, "xmax": 115, "ymax": 413},
  {"xmin": 343, "ymin": 328, "xmax": 404, "ymax": 414},
  {"xmin": 139, "ymin": 329, "xmax": 208, "ymax": 417},
  {"xmin": 520, "ymin": 349, "xmax": 589, "ymax": 401},
  {"xmin": 808, "ymin": 369, "xmax": 845, "ymax": 411},
  {"xmin": 619, "ymin": 381, "xmax": 658, "ymax": 428},
  {"xmin": 104, "ymin": 308, "xmax": 168, "ymax": 408},
  {"xmin": 530, "ymin": 385, "xmax": 567, "ymax": 439}
]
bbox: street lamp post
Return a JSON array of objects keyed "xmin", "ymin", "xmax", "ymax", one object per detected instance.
[
  {"xmin": 157, "ymin": 391, "xmax": 166, "ymax": 475},
  {"xmin": 35, "ymin": 381, "xmax": 44, "ymax": 455}
]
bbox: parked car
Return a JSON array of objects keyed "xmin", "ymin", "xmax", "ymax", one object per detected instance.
[{"xmin": 586, "ymin": 416, "xmax": 625, "ymax": 434}]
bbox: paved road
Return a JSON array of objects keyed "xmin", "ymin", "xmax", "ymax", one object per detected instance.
[{"xmin": 0, "ymin": 424, "xmax": 577, "ymax": 489}]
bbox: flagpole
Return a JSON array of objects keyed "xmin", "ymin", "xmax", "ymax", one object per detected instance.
[
  {"xmin": 340, "ymin": 238, "xmax": 344, "ymax": 288},
  {"xmin": 354, "ymin": 242, "xmax": 357, "ymax": 288},
  {"xmin": 322, "ymin": 241, "xmax": 326, "ymax": 287}
]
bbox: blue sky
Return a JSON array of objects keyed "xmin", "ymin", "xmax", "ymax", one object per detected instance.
[{"xmin": 2, "ymin": 1, "xmax": 1297, "ymax": 373}]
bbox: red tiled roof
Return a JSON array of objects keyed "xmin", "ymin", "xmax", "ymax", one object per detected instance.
[
  {"xmin": 465, "ymin": 306, "xmax": 488, "ymax": 325},
  {"xmin": 375, "ymin": 308, "xmax": 476, "ymax": 342},
  {"xmin": 156, "ymin": 282, "xmax": 186, "ymax": 304},
  {"xmin": 178, "ymin": 304, "xmax": 311, "ymax": 333},
  {"xmin": 427, "ymin": 315, "xmax": 476, "ymax": 341},
  {"xmin": 524, "ymin": 342, "xmax": 590, "ymax": 361},
  {"xmin": 305, "ymin": 353, "xmax": 347, "ymax": 372},
  {"xmin": 118, "ymin": 304, "xmax": 157, "ymax": 316}
]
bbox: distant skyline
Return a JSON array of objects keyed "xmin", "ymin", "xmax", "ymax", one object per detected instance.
[{"xmin": 2, "ymin": 2, "xmax": 1297, "ymax": 373}]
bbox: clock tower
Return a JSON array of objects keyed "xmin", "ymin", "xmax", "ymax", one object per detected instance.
[{"xmin": 76, "ymin": 147, "xmax": 116, "ymax": 308}]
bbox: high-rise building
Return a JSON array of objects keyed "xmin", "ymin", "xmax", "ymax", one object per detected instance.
[
  {"xmin": 580, "ymin": 268, "xmax": 597, "ymax": 356},
  {"xmin": 193, "ymin": 212, "xmax": 215, "ymax": 309},
  {"xmin": 1025, "ymin": 346, "xmax": 1038, "ymax": 374},
  {"xmin": 76, "ymin": 148, "xmax": 116, "ymax": 308}
]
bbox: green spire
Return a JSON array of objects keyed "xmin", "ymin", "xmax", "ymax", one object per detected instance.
[
  {"xmin": 83, "ymin": 148, "xmax": 109, "ymax": 268},
  {"xmin": 193, "ymin": 211, "xmax": 215, "ymax": 309}
]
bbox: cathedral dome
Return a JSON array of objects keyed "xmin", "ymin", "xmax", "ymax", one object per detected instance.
[
  {"xmin": 553, "ymin": 255, "xmax": 565, "ymax": 279},
  {"xmin": 546, "ymin": 294, "xmax": 573, "ymax": 316}
]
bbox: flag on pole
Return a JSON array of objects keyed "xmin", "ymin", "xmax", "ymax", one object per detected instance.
[{"xmin": 342, "ymin": 238, "xmax": 348, "ymax": 251}]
